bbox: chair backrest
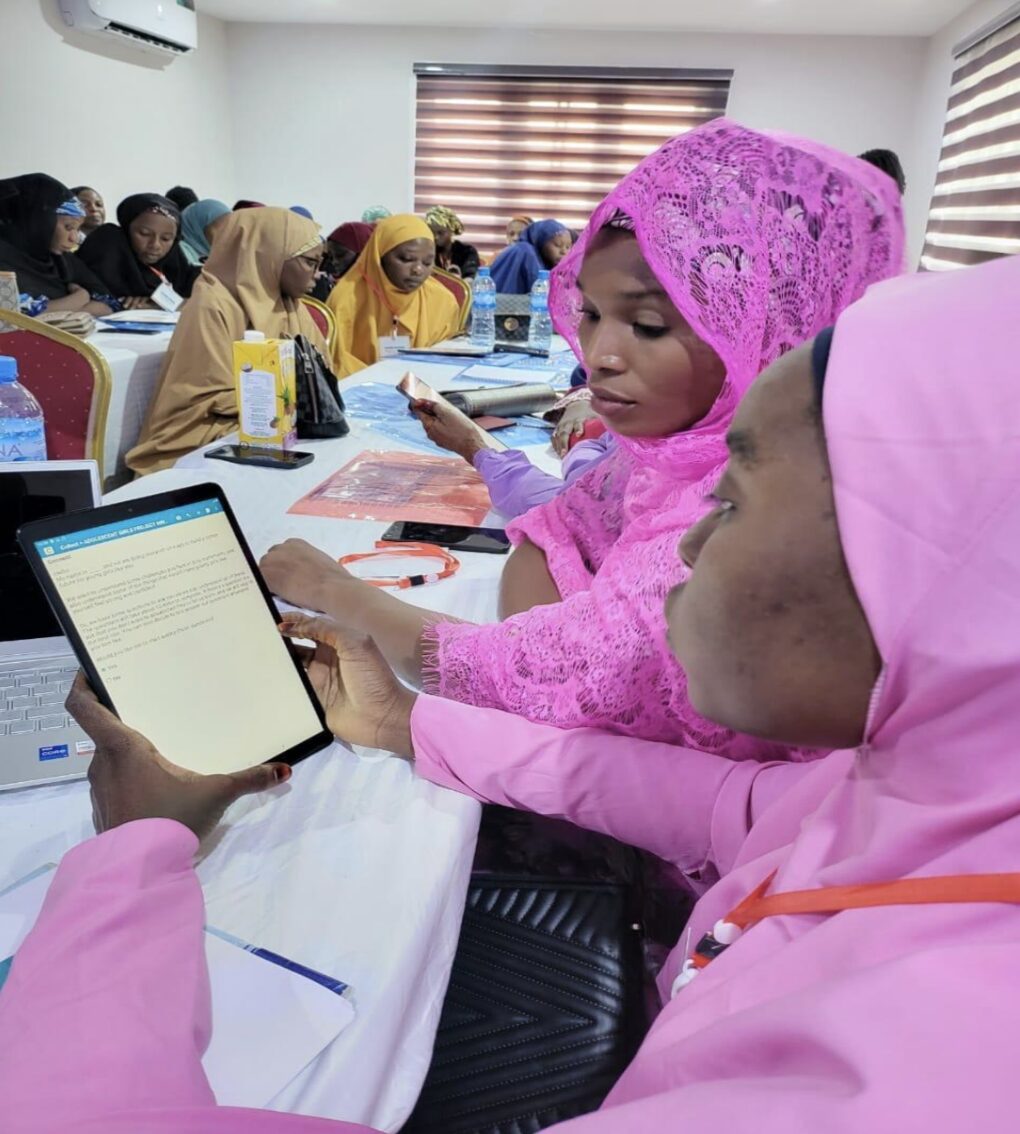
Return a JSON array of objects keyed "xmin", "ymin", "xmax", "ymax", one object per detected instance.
[
  {"xmin": 432, "ymin": 268, "xmax": 473, "ymax": 332},
  {"xmin": 0, "ymin": 309, "xmax": 111, "ymax": 472},
  {"xmin": 301, "ymin": 296, "xmax": 336, "ymax": 354}
]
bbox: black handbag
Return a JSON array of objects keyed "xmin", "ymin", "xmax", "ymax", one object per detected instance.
[
  {"xmin": 292, "ymin": 333, "xmax": 349, "ymax": 439},
  {"xmin": 402, "ymin": 873, "xmax": 646, "ymax": 1134}
]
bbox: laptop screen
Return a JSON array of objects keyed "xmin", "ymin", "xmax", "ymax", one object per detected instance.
[{"xmin": 0, "ymin": 467, "xmax": 97, "ymax": 643}]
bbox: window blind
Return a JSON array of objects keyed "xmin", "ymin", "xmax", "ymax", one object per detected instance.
[
  {"xmin": 413, "ymin": 67, "xmax": 731, "ymax": 259},
  {"xmin": 921, "ymin": 13, "xmax": 1020, "ymax": 270}
]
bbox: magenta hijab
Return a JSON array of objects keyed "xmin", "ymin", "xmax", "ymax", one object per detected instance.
[
  {"xmin": 607, "ymin": 254, "xmax": 1020, "ymax": 1129},
  {"xmin": 424, "ymin": 119, "xmax": 905, "ymax": 752}
]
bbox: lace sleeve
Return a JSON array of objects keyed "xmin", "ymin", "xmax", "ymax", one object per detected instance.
[
  {"xmin": 424, "ymin": 511, "xmax": 798, "ymax": 758},
  {"xmin": 507, "ymin": 447, "xmax": 632, "ymax": 599}
]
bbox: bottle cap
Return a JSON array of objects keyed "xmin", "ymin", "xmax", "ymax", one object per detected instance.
[
  {"xmin": 538, "ymin": 270, "xmax": 551, "ymax": 280},
  {"xmin": 243, "ymin": 330, "xmax": 266, "ymax": 342},
  {"xmin": 477, "ymin": 266, "xmax": 490, "ymax": 277},
  {"xmin": 0, "ymin": 355, "xmax": 17, "ymax": 384}
]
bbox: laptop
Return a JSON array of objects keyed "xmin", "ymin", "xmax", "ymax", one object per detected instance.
[{"xmin": 0, "ymin": 461, "xmax": 100, "ymax": 790}]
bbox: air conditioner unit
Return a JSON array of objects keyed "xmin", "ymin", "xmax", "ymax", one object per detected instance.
[{"xmin": 58, "ymin": 0, "xmax": 198, "ymax": 57}]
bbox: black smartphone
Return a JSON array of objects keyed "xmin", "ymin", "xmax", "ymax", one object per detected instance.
[
  {"xmin": 381, "ymin": 521, "xmax": 512, "ymax": 554},
  {"xmin": 205, "ymin": 444, "xmax": 314, "ymax": 470}
]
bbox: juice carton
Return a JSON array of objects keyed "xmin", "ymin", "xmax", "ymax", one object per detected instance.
[{"xmin": 234, "ymin": 330, "xmax": 296, "ymax": 450}]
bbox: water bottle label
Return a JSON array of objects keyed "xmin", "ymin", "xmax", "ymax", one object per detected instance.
[
  {"xmin": 474, "ymin": 291, "xmax": 496, "ymax": 311},
  {"xmin": 530, "ymin": 295, "xmax": 549, "ymax": 314},
  {"xmin": 0, "ymin": 417, "xmax": 47, "ymax": 462}
]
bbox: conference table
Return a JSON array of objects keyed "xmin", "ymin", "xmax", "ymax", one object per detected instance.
[
  {"xmin": 87, "ymin": 324, "xmax": 173, "ymax": 488},
  {"xmin": 0, "ymin": 354, "xmax": 564, "ymax": 1130}
]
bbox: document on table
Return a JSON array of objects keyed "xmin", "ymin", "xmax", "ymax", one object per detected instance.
[{"xmin": 0, "ymin": 865, "xmax": 354, "ymax": 1108}]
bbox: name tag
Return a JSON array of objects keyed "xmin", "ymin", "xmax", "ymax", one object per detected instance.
[
  {"xmin": 378, "ymin": 334, "xmax": 411, "ymax": 359},
  {"xmin": 151, "ymin": 279, "xmax": 184, "ymax": 312}
]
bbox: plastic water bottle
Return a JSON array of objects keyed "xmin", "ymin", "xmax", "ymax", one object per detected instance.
[
  {"xmin": 0, "ymin": 355, "xmax": 46, "ymax": 462},
  {"xmin": 470, "ymin": 267, "xmax": 496, "ymax": 351},
  {"xmin": 528, "ymin": 270, "xmax": 552, "ymax": 352}
]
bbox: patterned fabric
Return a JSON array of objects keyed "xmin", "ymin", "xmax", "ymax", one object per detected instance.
[
  {"xmin": 425, "ymin": 118, "xmax": 905, "ymax": 750},
  {"xmin": 425, "ymin": 205, "xmax": 464, "ymax": 236}
]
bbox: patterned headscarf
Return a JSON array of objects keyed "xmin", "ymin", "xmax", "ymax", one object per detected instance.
[
  {"xmin": 425, "ymin": 205, "xmax": 464, "ymax": 236},
  {"xmin": 361, "ymin": 206, "xmax": 391, "ymax": 223}
]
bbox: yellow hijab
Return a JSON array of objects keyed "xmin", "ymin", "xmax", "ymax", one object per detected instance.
[
  {"xmin": 326, "ymin": 213, "xmax": 460, "ymax": 376},
  {"xmin": 128, "ymin": 208, "xmax": 325, "ymax": 476}
]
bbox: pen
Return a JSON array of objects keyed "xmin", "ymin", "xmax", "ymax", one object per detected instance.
[{"xmin": 206, "ymin": 927, "xmax": 348, "ymax": 997}]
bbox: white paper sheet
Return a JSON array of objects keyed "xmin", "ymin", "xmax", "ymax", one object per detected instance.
[{"xmin": 0, "ymin": 867, "xmax": 354, "ymax": 1109}]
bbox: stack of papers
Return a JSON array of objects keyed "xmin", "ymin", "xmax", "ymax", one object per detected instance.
[{"xmin": 0, "ymin": 865, "xmax": 354, "ymax": 1108}]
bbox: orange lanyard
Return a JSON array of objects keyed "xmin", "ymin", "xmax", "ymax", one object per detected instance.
[
  {"xmin": 338, "ymin": 541, "xmax": 459, "ymax": 589},
  {"xmin": 672, "ymin": 870, "xmax": 1020, "ymax": 995}
]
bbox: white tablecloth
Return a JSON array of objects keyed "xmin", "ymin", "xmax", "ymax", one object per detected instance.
[
  {"xmin": 88, "ymin": 329, "xmax": 172, "ymax": 488},
  {"xmin": 0, "ymin": 357, "xmax": 560, "ymax": 1130}
]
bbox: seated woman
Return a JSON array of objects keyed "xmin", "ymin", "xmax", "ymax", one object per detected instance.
[
  {"xmin": 311, "ymin": 220, "xmax": 373, "ymax": 300},
  {"xmin": 79, "ymin": 193, "xmax": 199, "ymax": 309},
  {"xmin": 505, "ymin": 214, "xmax": 533, "ymax": 244},
  {"xmin": 262, "ymin": 120, "xmax": 904, "ymax": 751},
  {"xmin": 8, "ymin": 254, "xmax": 1020, "ymax": 1133},
  {"xmin": 490, "ymin": 219, "xmax": 571, "ymax": 293},
  {"xmin": 70, "ymin": 186, "xmax": 105, "ymax": 237},
  {"xmin": 425, "ymin": 205, "xmax": 480, "ymax": 279},
  {"xmin": 179, "ymin": 198, "xmax": 231, "ymax": 265},
  {"xmin": 126, "ymin": 207, "xmax": 326, "ymax": 476},
  {"xmin": 0, "ymin": 174, "xmax": 113, "ymax": 316},
  {"xmin": 325, "ymin": 214, "xmax": 461, "ymax": 377}
]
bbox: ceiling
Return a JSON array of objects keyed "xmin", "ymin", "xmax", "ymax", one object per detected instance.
[{"xmin": 199, "ymin": 0, "xmax": 978, "ymax": 37}]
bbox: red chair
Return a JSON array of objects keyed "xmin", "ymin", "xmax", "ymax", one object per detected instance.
[
  {"xmin": 0, "ymin": 309, "xmax": 111, "ymax": 472},
  {"xmin": 432, "ymin": 268, "xmax": 472, "ymax": 332},
  {"xmin": 301, "ymin": 295, "xmax": 336, "ymax": 354}
]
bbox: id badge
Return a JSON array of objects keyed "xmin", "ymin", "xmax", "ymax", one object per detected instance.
[
  {"xmin": 151, "ymin": 279, "xmax": 184, "ymax": 312},
  {"xmin": 378, "ymin": 334, "xmax": 411, "ymax": 359}
]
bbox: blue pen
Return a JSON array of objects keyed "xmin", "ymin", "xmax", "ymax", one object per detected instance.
[{"xmin": 206, "ymin": 927, "xmax": 348, "ymax": 997}]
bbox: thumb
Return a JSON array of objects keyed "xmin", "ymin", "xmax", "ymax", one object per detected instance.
[
  {"xmin": 279, "ymin": 610, "xmax": 344, "ymax": 650},
  {"xmin": 220, "ymin": 761, "xmax": 291, "ymax": 806}
]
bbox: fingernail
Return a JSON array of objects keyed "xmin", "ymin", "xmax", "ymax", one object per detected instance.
[{"xmin": 274, "ymin": 764, "xmax": 291, "ymax": 782}]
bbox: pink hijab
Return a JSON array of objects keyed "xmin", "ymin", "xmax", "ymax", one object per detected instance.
[
  {"xmin": 581, "ymin": 252, "xmax": 1020, "ymax": 1131},
  {"xmin": 424, "ymin": 119, "xmax": 904, "ymax": 749}
]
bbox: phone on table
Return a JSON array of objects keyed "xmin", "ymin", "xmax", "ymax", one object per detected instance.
[
  {"xmin": 381, "ymin": 521, "xmax": 512, "ymax": 555},
  {"xmin": 205, "ymin": 444, "xmax": 314, "ymax": 470}
]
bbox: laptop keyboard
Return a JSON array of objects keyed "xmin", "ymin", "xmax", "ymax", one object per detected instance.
[{"xmin": 0, "ymin": 662, "xmax": 78, "ymax": 737}]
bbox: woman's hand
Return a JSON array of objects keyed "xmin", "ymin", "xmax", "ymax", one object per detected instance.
[
  {"xmin": 280, "ymin": 613, "xmax": 416, "ymax": 757},
  {"xmin": 67, "ymin": 675, "xmax": 290, "ymax": 839},
  {"xmin": 552, "ymin": 398, "xmax": 598, "ymax": 457},
  {"xmin": 121, "ymin": 296, "xmax": 154, "ymax": 311},
  {"xmin": 260, "ymin": 538, "xmax": 354, "ymax": 612},
  {"xmin": 412, "ymin": 398, "xmax": 486, "ymax": 465}
]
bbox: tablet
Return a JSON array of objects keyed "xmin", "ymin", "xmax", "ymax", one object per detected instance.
[{"xmin": 17, "ymin": 484, "xmax": 332, "ymax": 776}]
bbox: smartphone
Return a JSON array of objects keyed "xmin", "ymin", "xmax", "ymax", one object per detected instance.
[
  {"xmin": 381, "ymin": 521, "xmax": 512, "ymax": 555},
  {"xmin": 397, "ymin": 371, "xmax": 442, "ymax": 404},
  {"xmin": 205, "ymin": 444, "xmax": 315, "ymax": 470}
]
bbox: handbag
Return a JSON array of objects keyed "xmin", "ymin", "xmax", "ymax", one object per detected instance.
[
  {"xmin": 292, "ymin": 332, "xmax": 349, "ymax": 439},
  {"xmin": 403, "ymin": 873, "xmax": 646, "ymax": 1134},
  {"xmin": 495, "ymin": 293, "xmax": 532, "ymax": 343}
]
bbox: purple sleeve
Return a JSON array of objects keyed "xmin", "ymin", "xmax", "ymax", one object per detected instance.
[
  {"xmin": 410, "ymin": 695, "xmax": 811, "ymax": 883},
  {"xmin": 472, "ymin": 448, "xmax": 567, "ymax": 519}
]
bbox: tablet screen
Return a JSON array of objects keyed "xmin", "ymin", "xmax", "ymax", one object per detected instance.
[{"xmin": 29, "ymin": 494, "xmax": 327, "ymax": 775}]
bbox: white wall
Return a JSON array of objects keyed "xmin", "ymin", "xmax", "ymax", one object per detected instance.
[
  {"xmin": 225, "ymin": 23, "xmax": 927, "ymax": 249},
  {"xmin": 0, "ymin": 3, "xmax": 236, "ymax": 211},
  {"xmin": 907, "ymin": 0, "xmax": 1017, "ymax": 261}
]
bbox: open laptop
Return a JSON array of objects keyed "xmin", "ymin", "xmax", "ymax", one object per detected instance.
[{"xmin": 0, "ymin": 461, "xmax": 100, "ymax": 790}]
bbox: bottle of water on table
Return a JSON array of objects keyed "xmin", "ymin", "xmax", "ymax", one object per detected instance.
[
  {"xmin": 528, "ymin": 269, "xmax": 552, "ymax": 352},
  {"xmin": 470, "ymin": 267, "xmax": 496, "ymax": 352},
  {"xmin": 0, "ymin": 355, "xmax": 46, "ymax": 462}
]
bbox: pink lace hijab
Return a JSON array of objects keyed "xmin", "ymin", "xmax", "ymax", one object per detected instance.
[{"xmin": 425, "ymin": 118, "xmax": 905, "ymax": 752}]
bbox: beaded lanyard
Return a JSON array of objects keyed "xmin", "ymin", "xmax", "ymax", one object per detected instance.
[
  {"xmin": 671, "ymin": 870, "xmax": 1020, "ymax": 996},
  {"xmin": 338, "ymin": 541, "xmax": 459, "ymax": 589}
]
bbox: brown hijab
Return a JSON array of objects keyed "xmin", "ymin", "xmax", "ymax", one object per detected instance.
[{"xmin": 128, "ymin": 208, "xmax": 325, "ymax": 476}]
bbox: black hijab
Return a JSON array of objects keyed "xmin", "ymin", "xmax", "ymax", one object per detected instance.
[
  {"xmin": 78, "ymin": 193, "xmax": 198, "ymax": 299},
  {"xmin": 0, "ymin": 173, "xmax": 104, "ymax": 299}
]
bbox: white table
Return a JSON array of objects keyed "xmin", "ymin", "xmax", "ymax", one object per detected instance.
[
  {"xmin": 88, "ymin": 328, "xmax": 172, "ymax": 489},
  {"xmin": 0, "ymin": 357, "xmax": 560, "ymax": 1130}
]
